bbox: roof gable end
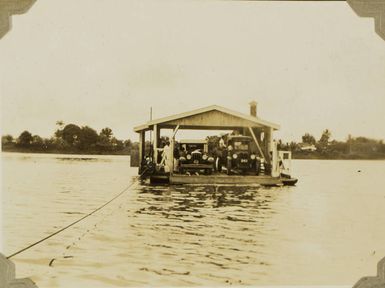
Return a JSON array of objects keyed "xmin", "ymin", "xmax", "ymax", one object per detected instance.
[{"xmin": 134, "ymin": 105, "xmax": 280, "ymax": 132}]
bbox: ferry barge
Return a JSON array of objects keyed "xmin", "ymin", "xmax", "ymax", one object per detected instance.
[{"xmin": 132, "ymin": 102, "xmax": 298, "ymax": 186}]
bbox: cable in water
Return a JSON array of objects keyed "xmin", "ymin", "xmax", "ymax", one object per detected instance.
[{"xmin": 6, "ymin": 173, "xmax": 146, "ymax": 259}]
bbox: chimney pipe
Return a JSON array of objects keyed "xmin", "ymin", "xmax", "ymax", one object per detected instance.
[{"xmin": 249, "ymin": 101, "xmax": 257, "ymax": 117}]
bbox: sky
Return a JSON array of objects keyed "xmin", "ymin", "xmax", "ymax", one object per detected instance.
[{"xmin": 1, "ymin": 0, "xmax": 384, "ymax": 143}]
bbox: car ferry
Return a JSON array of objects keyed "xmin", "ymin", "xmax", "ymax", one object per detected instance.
[{"xmin": 131, "ymin": 102, "xmax": 298, "ymax": 186}]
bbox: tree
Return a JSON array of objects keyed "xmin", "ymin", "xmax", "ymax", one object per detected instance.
[
  {"xmin": 96, "ymin": 127, "xmax": 114, "ymax": 152},
  {"xmin": 54, "ymin": 129, "xmax": 63, "ymax": 139},
  {"xmin": 289, "ymin": 141, "xmax": 300, "ymax": 152},
  {"xmin": 100, "ymin": 127, "xmax": 113, "ymax": 139},
  {"xmin": 78, "ymin": 126, "xmax": 98, "ymax": 150},
  {"xmin": 96, "ymin": 134, "xmax": 113, "ymax": 152},
  {"xmin": 319, "ymin": 129, "xmax": 331, "ymax": 144},
  {"xmin": 317, "ymin": 129, "xmax": 331, "ymax": 152},
  {"xmin": 131, "ymin": 142, "xmax": 139, "ymax": 150},
  {"xmin": 61, "ymin": 124, "xmax": 82, "ymax": 146},
  {"xmin": 379, "ymin": 140, "xmax": 385, "ymax": 153},
  {"xmin": 328, "ymin": 140, "xmax": 348, "ymax": 155},
  {"xmin": 43, "ymin": 137, "xmax": 57, "ymax": 150},
  {"xmin": 111, "ymin": 137, "xmax": 124, "ymax": 151},
  {"xmin": 277, "ymin": 139, "xmax": 290, "ymax": 151},
  {"xmin": 124, "ymin": 139, "xmax": 132, "ymax": 148},
  {"xmin": 17, "ymin": 131, "xmax": 33, "ymax": 146},
  {"xmin": 2, "ymin": 134, "xmax": 14, "ymax": 145},
  {"xmin": 31, "ymin": 135, "xmax": 44, "ymax": 149},
  {"xmin": 56, "ymin": 120, "xmax": 64, "ymax": 128},
  {"xmin": 52, "ymin": 137, "xmax": 69, "ymax": 150},
  {"xmin": 302, "ymin": 133, "xmax": 316, "ymax": 145}
]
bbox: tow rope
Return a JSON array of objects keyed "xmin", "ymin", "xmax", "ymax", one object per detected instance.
[{"xmin": 6, "ymin": 170, "xmax": 148, "ymax": 259}]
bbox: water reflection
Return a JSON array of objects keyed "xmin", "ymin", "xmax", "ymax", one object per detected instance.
[
  {"xmin": 131, "ymin": 182, "xmax": 279, "ymax": 273},
  {"xmin": 137, "ymin": 183, "xmax": 276, "ymax": 212}
]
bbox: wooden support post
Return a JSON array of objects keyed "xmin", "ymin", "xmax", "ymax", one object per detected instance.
[
  {"xmin": 138, "ymin": 130, "xmax": 145, "ymax": 173},
  {"xmin": 170, "ymin": 139, "xmax": 174, "ymax": 174},
  {"xmin": 170, "ymin": 125, "xmax": 180, "ymax": 175},
  {"xmin": 271, "ymin": 140, "xmax": 279, "ymax": 177},
  {"xmin": 267, "ymin": 127, "xmax": 273, "ymax": 153},
  {"xmin": 248, "ymin": 127, "xmax": 265, "ymax": 160},
  {"xmin": 242, "ymin": 127, "xmax": 247, "ymax": 136},
  {"xmin": 153, "ymin": 124, "xmax": 159, "ymax": 164},
  {"xmin": 172, "ymin": 125, "xmax": 180, "ymax": 139},
  {"xmin": 265, "ymin": 127, "xmax": 273, "ymax": 164}
]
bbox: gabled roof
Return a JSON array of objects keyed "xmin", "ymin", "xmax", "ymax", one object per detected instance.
[{"xmin": 134, "ymin": 105, "xmax": 280, "ymax": 132}]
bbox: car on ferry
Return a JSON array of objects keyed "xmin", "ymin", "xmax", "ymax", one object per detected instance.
[
  {"xmin": 178, "ymin": 139, "xmax": 215, "ymax": 174},
  {"xmin": 225, "ymin": 135, "xmax": 259, "ymax": 175}
]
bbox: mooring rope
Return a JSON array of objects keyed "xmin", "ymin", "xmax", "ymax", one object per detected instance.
[{"xmin": 6, "ymin": 170, "xmax": 148, "ymax": 259}]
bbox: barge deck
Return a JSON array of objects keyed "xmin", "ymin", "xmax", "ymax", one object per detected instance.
[{"xmin": 149, "ymin": 173, "xmax": 297, "ymax": 186}]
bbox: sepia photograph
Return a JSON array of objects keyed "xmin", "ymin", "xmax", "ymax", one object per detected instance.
[{"xmin": 1, "ymin": 0, "xmax": 385, "ymax": 287}]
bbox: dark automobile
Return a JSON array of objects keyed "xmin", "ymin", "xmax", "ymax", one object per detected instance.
[
  {"xmin": 178, "ymin": 139, "xmax": 215, "ymax": 174},
  {"xmin": 225, "ymin": 135, "xmax": 258, "ymax": 175}
]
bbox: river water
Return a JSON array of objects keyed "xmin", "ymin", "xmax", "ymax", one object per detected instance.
[{"xmin": 1, "ymin": 152, "xmax": 385, "ymax": 287}]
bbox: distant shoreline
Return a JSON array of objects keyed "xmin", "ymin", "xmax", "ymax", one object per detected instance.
[
  {"xmin": 2, "ymin": 148, "xmax": 385, "ymax": 160},
  {"xmin": 292, "ymin": 151, "xmax": 385, "ymax": 160},
  {"xmin": 1, "ymin": 147, "xmax": 130, "ymax": 156}
]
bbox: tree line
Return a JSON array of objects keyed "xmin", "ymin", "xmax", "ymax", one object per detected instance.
[
  {"xmin": 1, "ymin": 121, "xmax": 137, "ymax": 155},
  {"xmin": 2, "ymin": 125, "xmax": 385, "ymax": 159},
  {"xmin": 277, "ymin": 129, "xmax": 385, "ymax": 159}
]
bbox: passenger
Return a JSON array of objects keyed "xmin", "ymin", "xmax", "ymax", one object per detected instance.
[
  {"xmin": 140, "ymin": 154, "xmax": 154, "ymax": 175},
  {"xmin": 255, "ymin": 157, "xmax": 261, "ymax": 175},
  {"xmin": 173, "ymin": 143, "xmax": 180, "ymax": 172},
  {"xmin": 279, "ymin": 157, "xmax": 290, "ymax": 178},
  {"xmin": 265, "ymin": 161, "xmax": 272, "ymax": 175},
  {"xmin": 173, "ymin": 143, "xmax": 180, "ymax": 159},
  {"xmin": 179, "ymin": 146, "xmax": 187, "ymax": 158},
  {"xmin": 161, "ymin": 141, "xmax": 172, "ymax": 172},
  {"xmin": 259, "ymin": 158, "xmax": 265, "ymax": 175},
  {"xmin": 176, "ymin": 146, "xmax": 187, "ymax": 174},
  {"xmin": 279, "ymin": 157, "xmax": 285, "ymax": 170},
  {"xmin": 216, "ymin": 136, "xmax": 227, "ymax": 172},
  {"xmin": 214, "ymin": 147, "xmax": 221, "ymax": 172},
  {"xmin": 157, "ymin": 142, "xmax": 165, "ymax": 164},
  {"xmin": 219, "ymin": 136, "xmax": 226, "ymax": 149}
]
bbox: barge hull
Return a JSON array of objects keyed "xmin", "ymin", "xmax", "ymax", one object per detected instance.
[{"xmin": 169, "ymin": 174, "xmax": 284, "ymax": 186}]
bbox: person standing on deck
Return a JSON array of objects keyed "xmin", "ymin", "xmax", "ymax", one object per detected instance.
[
  {"xmin": 161, "ymin": 141, "xmax": 172, "ymax": 172},
  {"xmin": 219, "ymin": 136, "xmax": 226, "ymax": 149},
  {"xmin": 216, "ymin": 136, "xmax": 227, "ymax": 172},
  {"xmin": 173, "ymin": 142, "xmax": 180, "ymax": 172}
]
